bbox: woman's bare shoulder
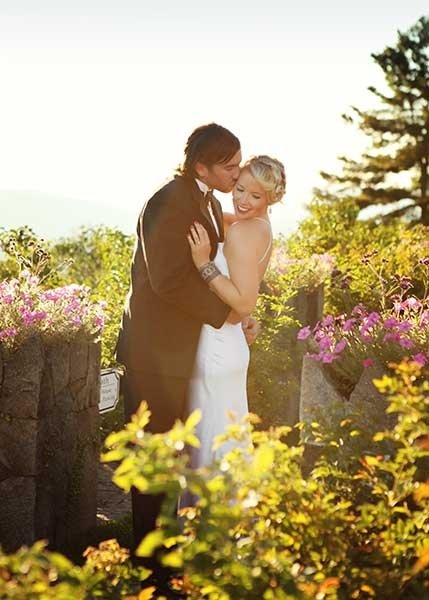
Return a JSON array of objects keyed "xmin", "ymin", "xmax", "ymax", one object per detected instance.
[{"xmin": 226, "ymin": 219, "xmax": 271, "ymax": 255}]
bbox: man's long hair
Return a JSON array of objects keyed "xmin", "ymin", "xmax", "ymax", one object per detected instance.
[{"xmin": 178, "ymin": 123, "xmax": 240, "ymax": 178}]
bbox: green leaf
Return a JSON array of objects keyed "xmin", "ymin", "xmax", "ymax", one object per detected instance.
[{"xmin": 136, "ymin": 530, "xmax": 165, "ymax": 558}]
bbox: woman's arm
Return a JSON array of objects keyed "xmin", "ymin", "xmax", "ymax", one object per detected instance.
[{"xmin": 187, "ymin": 221, "xmax": 267, "ymax": 318}]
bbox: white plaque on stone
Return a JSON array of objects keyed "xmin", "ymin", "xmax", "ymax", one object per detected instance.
[{"xmin": 99, "ymin": 368, "xmax": 120, "ymax": 413}]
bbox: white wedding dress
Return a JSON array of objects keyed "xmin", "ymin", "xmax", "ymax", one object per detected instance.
[
  {"xmin": 188, "ymin": 219, "xmax": 272, "ymax": 469},
  {"xmin": 188, "ymin": 240, "xmax": 250, "ymax": 468}
]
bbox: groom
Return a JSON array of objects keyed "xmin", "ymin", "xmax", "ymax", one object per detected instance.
[{"xmin": 116, "ymin": 123, "xmax": 259, "ymax": 573}]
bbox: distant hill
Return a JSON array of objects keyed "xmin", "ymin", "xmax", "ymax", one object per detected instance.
[{"xmin": 1, "ymin": 190, "xmax": 138, "ymax": 241}]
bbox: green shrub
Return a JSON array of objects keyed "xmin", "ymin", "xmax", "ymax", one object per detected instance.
[{"xmin": 101, "ymin": 359, "xmax": 429, "ymax": 599}]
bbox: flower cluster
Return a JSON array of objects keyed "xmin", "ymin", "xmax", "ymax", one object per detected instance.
[
  {"xmin": 268, "ymin": 247, "xmax": 334, "ymax": 293},
  {"xmin": 0, "ymin": 270, "xmax": 107, "ymax": 351},
  {"xmin": 297, "ymin": 295, "xmax": 429, "ymax": 368}
]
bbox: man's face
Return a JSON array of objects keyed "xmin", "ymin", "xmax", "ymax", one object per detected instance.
[{"xmin": 196, "ymin": 149, "xmax": 242, "ymax": 193}]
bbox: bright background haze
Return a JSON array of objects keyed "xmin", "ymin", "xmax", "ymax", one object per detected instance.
[{"xmin": 1, "ymin": 1, "xmax": 428, "ymax": 239}]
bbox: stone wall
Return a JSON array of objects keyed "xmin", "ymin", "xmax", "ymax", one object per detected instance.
[
  {"xmin": 299, "ymin": 355, "xmax": 396, "ymax": 438},
  {"xmin": 0, "ymin": 335, "xmax": 100, "ymax": 553}
]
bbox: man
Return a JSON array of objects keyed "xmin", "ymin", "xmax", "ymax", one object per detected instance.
[{"xmin": 116, "ymin": 123, "xmax": 259, "ymax": 587}]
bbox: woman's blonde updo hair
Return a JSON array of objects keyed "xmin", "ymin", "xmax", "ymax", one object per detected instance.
[{"xmin": 244, "ymin": 155, "xmax": 286, "ymax": 205}]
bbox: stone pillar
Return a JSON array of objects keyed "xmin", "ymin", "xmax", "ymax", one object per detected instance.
[
  {"xmin": 0, "ymin": 336, "xmax": 100, "ymax": 553},
  {"xmin": 283, "ymin": 285, "xmax": 325, "ymax": 433}
]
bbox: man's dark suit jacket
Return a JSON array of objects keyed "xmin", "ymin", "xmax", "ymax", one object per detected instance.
[{"xmin": 116, "ymin": 174, "xmax": 230, "ymax": 380}]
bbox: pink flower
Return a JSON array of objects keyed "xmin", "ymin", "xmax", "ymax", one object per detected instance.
[
  {"xmin": 352, "ymin": 304, "xmax": 366, "ymax": 317},
  {"xmin": 1, "ymin": 294, "xmax": 14, "ymax": 304},
  {"xmin": 402, "ymin": 297, "xmax": 421, "ymax": 310},
  {"xmin": 0, "ymin": 328, "xmax": 17, "ymax": 338},
  {"xmin": 22, "ymin": 311, "xmax": 47, "ymax": 326},
  {"xmin": 383, "ymin": 317, "xmax": 399, "ymax": 329},
  {"xmin": 319, "ymin": 336, "xmax": 333, "ymax": 350},
  {"xmin": 322, "ymin": 315, "xmax": 334, "ymax": 327},
  {"xmin": 342, "ymin": 318, "xmax": 356, "ymax": 332},
  {"xmin": 412, "ymin": 353, "xmax": 427, "ymax": 366},
  {"xmin": 297, "ymin": 326, "xmax": 312, "ymax": 340},
  {"xmin": 321, "ymin": 352, "xmax": 336, "ymax": 363},
  {"xmin": 363, "ymin": 357, "xmax": 373, "ymax": 368},
  {"xmin": 94, "ymin": 316, "xmax": 105, "ymax": 329},
  {"xmin": 397, "ymin": 321, "xmax": 413, "ymax": 333},
  {"xmin": 367, "ymin": 311, "xmax": 381, "ymax": 324},
  {"xmin": 383, "ymin": 332, "xmax": 401, "ymax": 343},
  {"xmin": 360, "ymin": 332, "xmax": 373, "ymax": 343},
  {"xmin": 419, "ymin": 311, "xmax": 429, "ymax": 327},
  {"xmin": 334, "ymin": 339, "xmax": 347, "ymax": 353},
  {"xmin": 399, "ymin": 337, "xmax": 414, "ymax": 349}
]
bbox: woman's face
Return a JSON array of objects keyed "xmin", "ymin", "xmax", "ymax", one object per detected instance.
[{"xmin": 232, "ymin": 168, "xmax": 269, "ymax": 220}]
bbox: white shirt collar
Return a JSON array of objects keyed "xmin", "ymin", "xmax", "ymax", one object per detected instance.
[{"xmin": 195, "ymin": 178, "xmax": 211, "ymax": 197}]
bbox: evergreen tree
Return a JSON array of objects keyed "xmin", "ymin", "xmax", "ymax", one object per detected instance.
[{"xmin": 317, "ymin": 16, "xmax": 429, "ymax": 225}]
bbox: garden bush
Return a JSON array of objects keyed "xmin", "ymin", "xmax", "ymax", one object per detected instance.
[{"xmin": 100, "ymin": 359, "xmax": 429, "ymax": 600}]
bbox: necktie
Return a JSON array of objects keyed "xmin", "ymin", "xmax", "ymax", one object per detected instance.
[{"xmin": 205, "ymin": 191, "xmax": 220, "ymax": 237}]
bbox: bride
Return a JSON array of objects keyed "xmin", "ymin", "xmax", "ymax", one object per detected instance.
[{"xmin": 186, "ymin": 155, "xmax": 286, "ymax": 469}]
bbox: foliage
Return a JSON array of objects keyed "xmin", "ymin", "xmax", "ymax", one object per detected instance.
[
  {"xmin": 0, "ymin": 269, "xmax": 106, "ymax": 353},
  {"xmin": 52, "ymin": 227, "xmax": 134, "ymax": 367},
  {"xmin": 101, "ymin": 360, "xmax": 429, "ymax": 599},
  {"xmin": 316, "ymin": 15, "xmax": 429, "ymax": 224},
  {"xmin": 0, "ymin": 225, "xmax": 134, "ymax": 367},
  {"xmin": 285, "ymin": 198, "xmax": 429, "ymax": 315},
  {"xmin": 0, "ymin": 539, "xmax": 143, "ymax": 599},
  {"xmin": 297, "ymin": 254, "xmax": 429, "ymax": 390},
  {"xmin": 267, "ymin": 241, "xmax": 334, "ymax": 294}
]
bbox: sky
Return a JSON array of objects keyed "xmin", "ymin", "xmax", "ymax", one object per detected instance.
[{"xmin": 0, "ymin": 1, "xmax": 428, "ymax": 240}]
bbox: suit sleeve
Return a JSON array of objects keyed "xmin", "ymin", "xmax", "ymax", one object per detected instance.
[{"xmin": 141, "ymin": 189, "xmax": 230, "ymax": 328}]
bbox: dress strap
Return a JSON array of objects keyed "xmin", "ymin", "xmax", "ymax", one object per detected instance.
[
  {"xmin": 253, "ymin": 218, "xmax": 272, "ymax": 263},
  {"xmin": 229, "ymin": 217, "xmax": 272, "ymax": 263}
]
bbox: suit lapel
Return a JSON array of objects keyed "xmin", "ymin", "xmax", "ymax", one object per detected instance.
[
  {"xmin": 183, "ymin": 177, "xmax": 220, "ymax": 259},
  {"xmin": 197, "ymin": 192, "xmax": 216, "ymax": 235}
]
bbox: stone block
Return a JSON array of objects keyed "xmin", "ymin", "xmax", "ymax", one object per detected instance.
[
  {"xmin": 299, "ymin": 354, "xmax": 346, "ymax": 425},
  {"xmin": 0, "ymin": 477, "xmax": 35, "ymax": 552},
  {"xmin": 0, "ymin": 417, "xmax": 38, "ymax": 475},
  {"xmin": 0, "ymin": 337, "xmax": 44, "ymax": 419}
]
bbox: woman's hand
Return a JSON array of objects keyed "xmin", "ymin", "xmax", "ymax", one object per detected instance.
[{"xmin": 187, "ymin": 222, "xmax": 211, "ymax": 269}]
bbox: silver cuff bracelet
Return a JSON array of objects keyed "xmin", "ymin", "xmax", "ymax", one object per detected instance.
[{"xmin": 199, "ymin": 261, "xmax": 221, "ymax": 283}]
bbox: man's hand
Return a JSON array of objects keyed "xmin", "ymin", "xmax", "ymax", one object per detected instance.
[{"xmin": 242, "ymin": 316, "xmax": 260, "ymax": 346}]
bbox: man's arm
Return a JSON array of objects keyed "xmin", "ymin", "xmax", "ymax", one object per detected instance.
[{"xmin": 142, "ymin": 190, "xmax": 230, "ymax": 328}]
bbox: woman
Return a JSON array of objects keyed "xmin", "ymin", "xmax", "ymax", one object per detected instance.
[{"xmin": 186, "ymin": 155, "xmax": 286, "ymax": 468}]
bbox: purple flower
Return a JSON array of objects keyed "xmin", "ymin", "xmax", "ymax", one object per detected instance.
[
  {"xmin": 1, "ymin": 294, "xmax": 14, "ymax": 304},
  {"xmin": 297, "ymin": 326, "xmax": 312, "ymax": 340},
  {"xmin": 322, "ymin": 315, "xmax": 334, "ymax": 327},
  {"xmin": 352, "ymin": 304, "xmax": 366, "ymax": 317},
  {"xmin": 321, "ymin": 352, "xmax": 336, "ymax": 363},
  {"xmin": 363, "ymin": 357, "xmax": 373, "ymax": 368},
  {"xmin": 399, "ymin": 337, "xmax": 414, "ymax": 349},
  {"xmin": 367, "ymin": 311, "xmax": 381, "ymax": 324},
  {"xmin": 0, "ymin": 328, "xmax": 17, "ymax": 338},
  {"xmin": 419, "ymin": 311, "xmax": 429, "ymax": 327},
  {"xmin": 402, "ymin": 297, "xmax": 421, "ymax": 310},
  {"xmin": 94, "ymin": 316, "xmax": 105, "ymax": 329},
  {"xmin": 22, "ymin": 311, "xmax": 47, "ymax": 326},
  {"xmin": 319, "ymin": 336, "xmax": 333, "ymax": 351},
  {"xmin": 342, "ymin": 318, "xmax": 356, "ymax": 332},
  {"xmin": 383, "ymin": 317, "xmax": 399, "ymax": 329},
  {"xmin": 314, "ymin": 329, "xmax": 326, "ymax": 341},
  {"xmin": 334, "ymin": 339, "xmax": 347, "ymax": 353},
  {"xmin": 397, "ymin": 321, "xmax": 413, "ymax": 333},
  {"xmin": 412, "ymin": 353, "xmax": 427, "ymax": 366},
  {"xmin": 383, "ymin": 332, "xmax": 401, "ymax": 343}
]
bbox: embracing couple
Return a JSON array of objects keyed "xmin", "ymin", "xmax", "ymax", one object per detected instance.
[{"xmin": 116, "ymin": 123, "xmax": 285, "ymax": 586}]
